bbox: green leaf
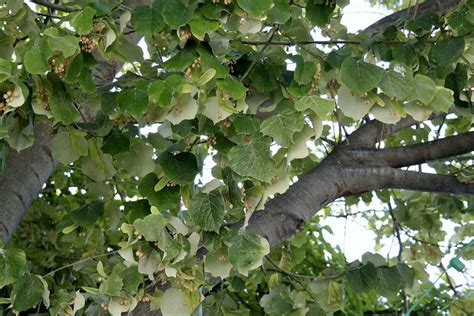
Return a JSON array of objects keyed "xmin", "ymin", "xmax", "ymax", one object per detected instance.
[
  {"xmin": 294, "ymin": 61, "xmax": 317, "ymax": 85},
  {"xmin": 116, "ymin": 140, "xmax": 155, "ymax": 177},
  {"xmin": 163, "ymin": 48, "xmax": 197, "ymax": 72},
  {"xmin": 227, "ymin": 230, "xmax": 265, "ymax": 270},
  {"xmin": 24, "ymin": 45, "xmax": 50, "ymax": 74},
  {"xmin": 337, "ymin": 85, "xmax": 373, "ymax": 120},
  {"xmin": 432, "ymin": 37, "xmax": 465, "ymax": 66},
  {"xmin": 99, "ymin": 273, "xmax": 123, "ymax": 297},
  {"xmin": 50, "ymin": 87, "xmax": 81, "ymax": 124},
  {"xmin": 160, "ymin": 288, "xmax": 191, "ymax": 316},
  {"xmin": 295, "ymin": 95, "xmax": 335, "ymax": 118},
  {"xmin": 52, "ymin": 131, "xmax": 88, "ymax": 164},
  {"xmin": 189, "ymin": 13, "xmax": 220, "ymax": 41},
  {"xmin": 267, "ymin": 0, "xmax": 291, "ymax": 23},
  {"xmin": 377, "ymin": 266, "xmax": 402, "ymax": 295},
  {"xmin": 81, "ymin": 139, "xmax": 117, "ymax": 181},
  {"xmin": 379, "ymin": 68, "xmax": 414, "ymax": 100},
  {"xmin": 196, "ymin": 46, "xmax": 228, "ymax": 79},
  {"xmin": 70, "ymin": 7, "xmax": 96, "ymax": 35},
  {"xmin": 0, "ymin": 248, "xmax": 26, "ymax": 288},
  {"xmin": 134, "ymin": 214, "xmax": 167, "ymax": 241},
  {"xmin": 397, "ymin": 263, "xmax": 415, "ymax": 287},
  {"xmin": 157, "ymin": 151, "xmax": 199, "ymax": 185},
  {"xmin": 249, "ymin": 64, "xmax": 278, "ymax": 93},
  {"xmin": 370, "ymin": 97, "xmax": 404, "ymax": 124},
  {"xmin": 222, "ymin": 167, "xmax": 244, "ymax": 209},
  {"xmin": 138, "ymin": 173, "xmax": 180, "ymax": 211},
  {"xmin": 148, "ymin": 75, "xmax": 183, "ymax": 107},
  {"xmin": 232, "ymin": 114, "xmax": 260, "ymax": 135},
  {"xmin": 237, "ymin": 0, "xmax": 272, "ymax": 17},
  {"xmin": 347, "ymin": 262, "xmax": 378, "ymax": 293},
  {"xmin": 162, "ymin": 0, "xmax": 199, "ymax": 29},
  {"xmin": 121, "ymin": 266, "xmax": 142, "ymax": 294},
  {"xmin": 306, "ymin": 3, "xmax": 336, "ymax": 26},
  {"xmin": 11, "ymin": 274, "xmax": 44, "ymax": 312},
  {"xmin": 189, "ymin": 190, "xmax": 225, "ymax": 232},
  {"xmin": 64, "ymin": 53, "xmax": 83, "ymax": 83},
  {"xmin": 216, "ymin": 76, "xmax": 247, "ymax": 100},
  {"xmin": 340, "ymin": 57, "xmax": 384, "ymax": 94},
  {"xmin": 102, "ymin": 130, "xmax": 130, "ymax": 155},
  {"xmin": 261, "ymin": 108, "xmax": 304, "ymax": 147},
  {"xmin": 164, "ymin": 94, "xmax": 198, "ymax": 126},
  {"xmin": 204, "ymin": 247, "xmax": 233, "ymax": 278},
  {"xmin": 70, "ymin": 200, "xmax": 104, "ymax": 226},
  {"xmin": 131, "ymin": 2, "xmax": 164, "ymax": 36},
  {"xmin": 117, "ymin": 88, "xmax": 149, "ymax": 119},
  {"xmin": 228, "ymin": 136, "xmax": 276, "ymax": 182},
  {"xmin": 428, "ymin": 87, "xmax": 454, "ymax": 112},
  {"xmin": 408, "ymin": 74, "xmax": 437, "ymax": 104},
  {"xmin": 44, "ymin": 28, "xmax": 79, "ymax": 58},
  {"xmin": 0, "ymin": 58, "xmax": 12, "ymax": 82}
]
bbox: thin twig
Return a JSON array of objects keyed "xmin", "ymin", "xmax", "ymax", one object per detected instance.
[
  {"xmin": 320, "ymin": 136, "xmax": 336, "ymax": 147},
  {"xmin": 439, "ymin": 262, "xmax": 458, "ymax": 296},
  {"xmin": 35, "ymin": 11, "xmax": 62, "ymax": 19},
  {"xmin": 113, "ymin": 176, "xmax": 126, "ymax": 203},
  {"xmin": 265, "ymin": 256, "xmax": 342, "ymax": 280},
  {"xmin": 30, "ymin": 0, "xmax": 78, "ymax": 12},
  {"xmin": 388, "ymin": 201, "xmax": 408, "ymax": 311},
  {"xmin": 240, "ymin": 27, "xmax": 277, "ymax": 82},
  {"xmin": 43, "ymin": 251, "xmax": 119, "ymax": 278},
  {"xmin": 73, "ymin": 101, "xmax": 88, "ymax": 123}
]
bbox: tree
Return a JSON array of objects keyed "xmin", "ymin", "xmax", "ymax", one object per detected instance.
[{"xmin": 0, "ymin": 0, "xmax": 473, "ymax": 314}]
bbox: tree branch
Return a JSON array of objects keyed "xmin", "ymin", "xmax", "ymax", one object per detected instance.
[
  {"xmin": 381, "ymin": 168, "xmax": 474, "ymax": 195},
  {"xmin": 29, "ymin": 0, "xmax": 78, "ymax": 12},
  {"xmin": 0, "ymin": 122, "xmax": 57, "ymax": 244},
  {"xmin": 375, "ymin": 131, "xmax": 474, "ymax": 168},
  {"xmin": 347, "ymin": 112, "xmax": 447, "ymax": 148},
  {"xmin": 364, "ymin": 0, "xmax": 461, "ymax": 34}
]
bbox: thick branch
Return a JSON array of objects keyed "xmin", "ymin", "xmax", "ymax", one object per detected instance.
[
  {"xmin": 375, "ymin": 131, "xmax": 474, "ymax": 167},
  {"xmin": 383, "ymin": 168, "xmax": 474, "ymax": 195},
  {"xmin": 0, "ymin": 123, "xmax": 57, "ymax": 244},
  {"xmin": 364, "ymin": 0, "xmax": 461, "ymax": 34},
  {"xmin": 347, "ymin": 112, "xmax": 447, "ymax": 148}
]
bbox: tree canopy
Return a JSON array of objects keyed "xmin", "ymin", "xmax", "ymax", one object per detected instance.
[{"xmin": 0, "ymin": 0, "xmax": 473, "ymax": 315}]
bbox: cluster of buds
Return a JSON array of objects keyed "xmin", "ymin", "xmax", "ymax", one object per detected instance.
[
  {"xmin": 212, "ymin": 0, "xmax": 232, "ymax": 4},
  {"xmin": 49, "ymin": 58, "xmax": 68, "ymax": 76},
  {"xmin": 80, "ymin": 35, "xmax": 97, "ymax": 53},
  {"xmin": 166, "ymin": 181, "xmax": 177, "ymax": 187},
  {"xmin": 310, "ymin": 74, "xmax": 320, "ymax": 93},
  {"xmin": 135, "ymin": 250, "xmax": 145, "ymax": 258},
  {"xmin": 184, "ymin": 67, "xmax": 192, "ymax": 78},
  {"xmin": 223, "ymin": 118, "xmax": 232, "ymax": 128},
  {"xmin": 191, "ymin": 57, "xmax": 201, "ymax": 69},
  {"xmin": 179, "ymin": 26, "xmax": 191, "ymax": 41},
  {"xmin": 100, "ymin": 303, "xmax": 108, "ymax": 310},
  {"xmin": 119, "ymin": 299, "xmax": 129, "ymax": 306},
  {"xmin": 207, "ymin": 133, "xmax": 217, "ymax": 146},
  {"xmin": 1, "ymin": 88, "xmax": 18, "ymax": 114},
  {"xmin": 142, "ymin": 295, "xmax": 151, "ymax": 303}
]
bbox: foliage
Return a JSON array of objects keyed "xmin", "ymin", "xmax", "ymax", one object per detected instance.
[{"xmin": 0, "ymin": 0, "xmax": 473, "ymax": 315}]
